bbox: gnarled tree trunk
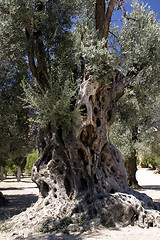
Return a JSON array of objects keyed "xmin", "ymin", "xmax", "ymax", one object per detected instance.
[{"xmin": 6, "ymin": 73, "xmax": 160, "ymax": 238}]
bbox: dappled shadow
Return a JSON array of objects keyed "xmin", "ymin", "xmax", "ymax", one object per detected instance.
[
  {"xmin": 24, "ymin": 225, "xmax": 121, "ymax": 240},
  {"xmin": 134, "ymin": 185, "xmax": 160, "ymax": 205},
  {"xmin": 0, "ymin": 186, "xmax": 36, "ymax": 191},
  {"xmin": 0, "ymin": 187, "xmax": 23, "ymax": 191},
  {"xmin": 25, "ymin": 233, "xmax": 83, "ymax": 240},
  {"xmin": 20, "ymin": 181, "xmax": 36, "ymax": 184},
  {"xmin": 0, "ymin": 193, "xmax": 38, "ymax": 221},
  {"xmin": 140, "ymin": 185, "xmax": 160, "ymax": 190}
]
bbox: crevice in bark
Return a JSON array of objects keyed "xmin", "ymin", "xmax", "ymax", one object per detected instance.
[
  {"xmin": 80, "ymin": 104, "xmax": 88, "ymax": 120},
  {"xmin": 106, "ymin": 109, "xmax": 112, "ymax": 122},
  {"xmin": 79, "ymin": 177, "xmax": 88, "ymax": 192},
  {"xmin": 78, "ymin": 148, "xmax": 88, "ymax": 165},
  {"xmin": 39, "ymin": 181, "xmax": 49, "ymax": 198},
  {"xmin": 80, "ymin": 125, "xmax": 97, "ymax": 148},
  {"xmin": 96, "ymin": 118, "xmax": 101, "ymax": 127},
  {"xmin": 64, "ymin": 175, "xmax": 72, "ymax": 197}
]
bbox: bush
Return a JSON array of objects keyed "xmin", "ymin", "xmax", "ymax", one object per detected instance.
[
  {"xmin": 142, "ymin": 155, "xmax": 157, "ymax": 169},
  {"xmin": 25, "ymin": 151, "xmax": 38, "ymax": 175},
  {"xmin": 155, "ymin": 156, "xmax": 160, "ymax": 168}
]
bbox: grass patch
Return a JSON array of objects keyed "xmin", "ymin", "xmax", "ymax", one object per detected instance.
[{"xmin": 0, "ymin": 219, "xmax": 15, "ymax": 232}]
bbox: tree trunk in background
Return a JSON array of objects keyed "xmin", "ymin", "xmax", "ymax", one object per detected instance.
[
  {"xmin": 124, "ymin": 151, "xmax": 139, "ymax": 188},
  {"xmin": 5, "ymin": 171, "xmax": 7, "ymax": 179},
  {"xmin": 17, "ymin": 166, "xmax": 21, "ymax": 182},
  {"xmin": 1, "ymin": 166, "xmax": 4, "ymax": 181}
]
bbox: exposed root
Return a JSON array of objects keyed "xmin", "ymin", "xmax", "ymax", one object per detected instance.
[{"xmin": 1, "ymin": 189, "xmax": 159, "ymax": 239}]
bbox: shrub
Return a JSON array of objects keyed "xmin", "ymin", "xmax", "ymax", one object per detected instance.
[
  {"xmin": 25, "ymin": 151, "xmax": 38, "ymax": 175},
  {"xmin": 142, "ymin": 155, "xmax": 157, "ymax": 169}
]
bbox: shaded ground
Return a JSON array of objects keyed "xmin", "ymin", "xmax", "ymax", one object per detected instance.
[
  {"xmin": 0, "ymin": 169, "xmax": 160, "ymax": 240},
  {"xmin": 0, "ymin": 178, "xmax": 39, "ymax": 222},
  {"xmin": 136, "ymin": 168, "xmax": 160, "ymax": 204}
]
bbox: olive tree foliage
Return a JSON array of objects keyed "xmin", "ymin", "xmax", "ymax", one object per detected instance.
[
  {"xmin": 110, "ymin": 61, "xmax": 160, "ymax": 186},
  {"xmin": 0, "ymin": 63, "xmax": 33, "ymax": 156},
  {"xmin": 119, "ymin": 2, "xmax": 160, "ymax": 79},
  {"xmin": 0, "ymin": 0, "xmax": 92, "ymax": 132},
  {"xmin": 0, "ymin": 7, "xmax": 35, "ymax": 168},
  {"xmin": 108, "ymin": 1, "xmax": 160, "ymax": 186},
  {"xmin": 0, "ymin": 1, "xmax": 159, "ymax": 132},
  {"xmin": 110, "ymin": 90, "xmax": 160, "ymax": 162}
]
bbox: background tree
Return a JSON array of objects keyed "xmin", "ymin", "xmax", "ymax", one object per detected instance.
[
  {"xmin": 25, "ymin": 150, "xmax": 38, "ymax": 175},
  {"xmin": 110, "ymin": 88, "xmax": 160, "ymax": 187},
  {"xmin": 0, "ymin": 55, "xmax": 35, "ymax": 181},
  {"xmin": 0, "ymin": 0, "xmax": 160, "ymax": 236}
]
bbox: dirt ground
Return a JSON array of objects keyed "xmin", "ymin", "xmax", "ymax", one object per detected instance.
[{"xmin": 0, "ymin": 168, "xmax": 160, "ymax": 240}]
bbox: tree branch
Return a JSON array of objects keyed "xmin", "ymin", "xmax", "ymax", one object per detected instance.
[
  {"xmin": 96, "ymin": 0, "xmax": 105, "ymax": 37},
  {"xmin": 114, "ymin": 69, "xmax": 129, "ymax": 102},
  {"xmin": 118, "ymin": 0, "xmax": 138, "ymax": 21},
  {"xmin": 0, "ymin": 6, "xmax": 37, "ymax": 78},
  {"xmin": 104, "ymin": 0, "xmax": 117, "ymax": 40},
  {"xmin": 126, "ymin": 61, "xmax": 149, "ymax": 78},
  {"xmin": 22, "ymin": 20, "xmax": 32, "ymax": 35},
  {"xmin": 0, "ymin": 7, "xmax": 10, "ymax": 15},
  {"xmin": 109, "ymin": 30, "xmax": 118, "ymax": 38},
  {"xmin": 22, "ymin": 12, "xmax": 48, "ymax": 88},
  {"xmin": 1, "ymin": 5, "xmax": 48, "ymax": 88},
  {"xmin": 33, "ymin": 34, "xmax": 48, "ymax": 85},
  {"xmin": 24, "ymin": 23, "xmax": 38, "ymax": 79}
]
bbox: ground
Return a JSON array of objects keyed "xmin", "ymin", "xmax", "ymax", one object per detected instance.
[{"xmin": 0, "ymin": 168, "xmax": 160, "ymax": 240}]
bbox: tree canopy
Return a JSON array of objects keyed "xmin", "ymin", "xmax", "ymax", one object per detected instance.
[
  {"xmin": 0, "ymin": 58, "xmax": 33, "ymax": 164},
  {"xmin": 1, "ymin": 0, "xmax": 159, "ymax": 134}
]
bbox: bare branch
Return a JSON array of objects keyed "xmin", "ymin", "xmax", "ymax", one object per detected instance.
[
  {"xmin": 109, "ymin": 30, "xmax": 118, "ymax": 38},
  {"xmin": 118, "ymin": 0, "xmax": 138, "ymax": 21}
]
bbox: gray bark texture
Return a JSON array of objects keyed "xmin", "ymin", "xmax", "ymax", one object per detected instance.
[
  {"xmin": 5, "ymin": 73, "xmax": 160, "ymax": 238},
  {"xmin": 17, "ymin": 166, "xmax": 21, "ymax": 182}
]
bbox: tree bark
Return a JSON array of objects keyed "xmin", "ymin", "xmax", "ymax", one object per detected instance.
[
  {"xmin": 124, "ymin": 151, "xmax": 139, "ymax": 188},
  {"xmin": 17, "ymin": 166, "xmax": 21, "ymax": 182},
  {"xmin": 1, "ymin": 166, "xmax": 4, "ymax": 181},
  {"xmin": 103, "ymin": 0, "xmax": 117, "ymax": 40},
  {"xmin": 23, "ymin": 20, "xmax": 48, "ymax": 88},
  {"xmin": 124, "ymin": 127, "xmax": 139, "ymax": 187},
  {"xmin": 96, "ymin": 0, "xmax": 105, "ymax": 37},
  {"xmin": 96, "ymin": 0, "xmax": 117, "ymax": 41}
]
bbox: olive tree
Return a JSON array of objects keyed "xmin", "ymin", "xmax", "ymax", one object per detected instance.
[{"xmin": 0, "ymin": 0, "xmax": 160, "ymax": 237}]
